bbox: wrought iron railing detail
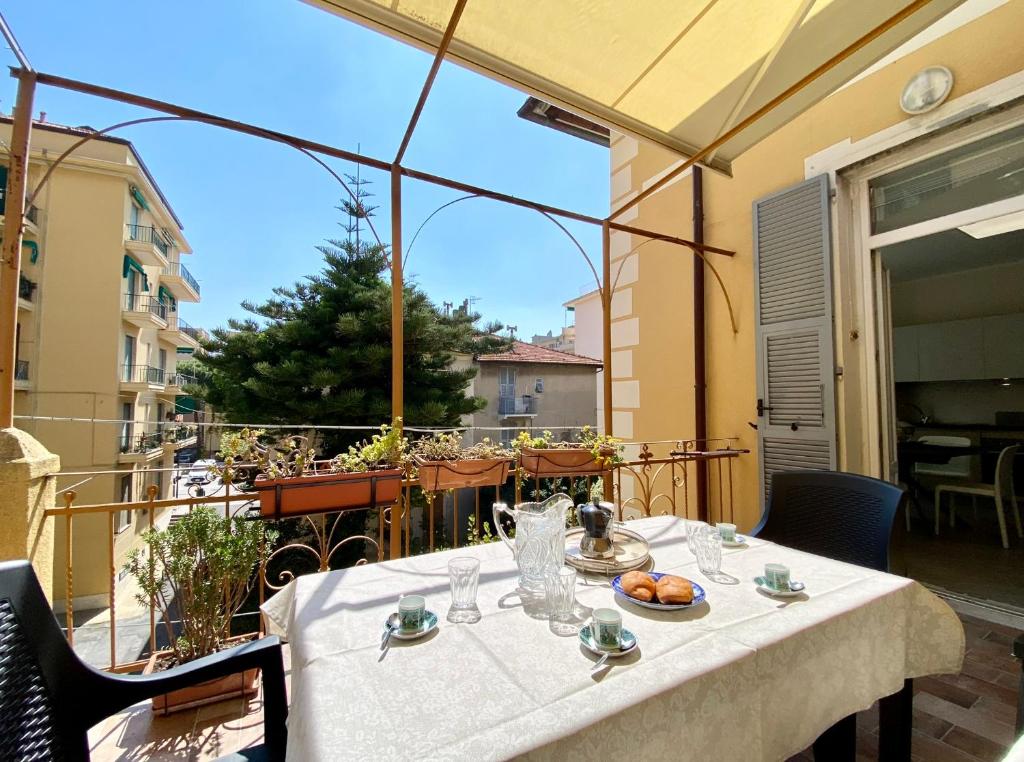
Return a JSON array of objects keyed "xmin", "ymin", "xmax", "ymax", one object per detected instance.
[
  {"xmin": 43, "ymin": 440, "xmax": 749, "ymax": 672},
  {"xmin": 125, "ymin": 224, "xmax": 170, "ymax": 256},
  {"xmin": 122, "ymin": 293, "xmax": 168, "ymax": 320}
]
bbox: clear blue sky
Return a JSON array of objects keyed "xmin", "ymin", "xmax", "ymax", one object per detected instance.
[{"xmin": 2, "ymin": 1, "xmax": 609, "ymax": 340}]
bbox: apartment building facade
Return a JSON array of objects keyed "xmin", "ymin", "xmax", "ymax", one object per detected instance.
[{"xmin": 1, "ymin": 117, "xmax": 202, "ymax": 603}]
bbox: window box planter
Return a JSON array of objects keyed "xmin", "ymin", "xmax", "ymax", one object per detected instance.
[
  {"xmin": 413, "ymin": 455, "xmax": 513, "ymax": 492},
  {"xmin": 519, "ymin": 446, "xmax": 614, "ymax": 477},
  {"xmin": 144, "ymin": 650, "xmax": 258, "ymax": 715},
  {"xmin": 255, "ymin": 468, "xmax": 403, "ymax": 519}
]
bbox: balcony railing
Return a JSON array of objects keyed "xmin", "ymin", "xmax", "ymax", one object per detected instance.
[
  {"xmin": 121, "ymin": 364, "xmax": 166, "ymax": 385},
  {"xmin": 18, "ymin": 275, "xmax": 36, "ymax": 302},
  {"xmin": 499, "ymin": 395, "xmax": 538, "ymax": 415},
  {"xmin": 118, "ymin": 431, "xmax": 164, "ymax": 455},
  {"xmin": 45, "ymin": 438, "xmax": 747, "ymax": 671},
  {"xmin": 123, "ymin": 293, "xmax": 168, "ymax": 321},
  {"xmin": 125, "ymin": 224, "xmax": 170, "ymax": 257},
  {"xmin": 164, "ymin": 259, "xmax": 200, "ymax": 296},
  {"xmin": 14, "ymin": 359, "xmax": 28, "ymax": 381},
  {"xmin": 179, "ymin": 319, "xmax": 202, "ymax": 342},
  {"xmin": 164, "ymin": 372, "xmax": 198, "ymax": 388}
]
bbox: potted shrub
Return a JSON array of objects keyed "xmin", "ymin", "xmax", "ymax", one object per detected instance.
[
  {"xmin": 516, "ymin": 426, "xmax": 622, "ymax": 477},
  {"xmin": 124, "ymin": 506, "xmax": 276, "ymax": 714},
  {"xmin": 412, "ymin": 432, "xmax": 514, "ymax": 492},
  {"xmin": 220, "ymin": 422, "xmax": 407, "ymax": 519}
]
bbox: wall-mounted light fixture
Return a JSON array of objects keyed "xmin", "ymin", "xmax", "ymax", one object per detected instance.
[{"xmin": 900, "ymin": 66, "xmax": 953, "ymax": 115}]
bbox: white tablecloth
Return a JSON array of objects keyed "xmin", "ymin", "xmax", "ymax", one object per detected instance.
[{"xmin": 261, "ymin": 516, "xmax": 964, "ymax": 761}]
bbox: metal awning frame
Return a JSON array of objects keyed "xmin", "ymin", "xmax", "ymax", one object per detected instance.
[{"xmin": 0, "ymin": 0, "xmax": 930, "ymax": 550}]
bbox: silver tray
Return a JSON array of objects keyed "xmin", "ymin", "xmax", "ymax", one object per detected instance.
[{"xmin": 564, "ymin": 526, "xmax": 651, "ymax": 575}]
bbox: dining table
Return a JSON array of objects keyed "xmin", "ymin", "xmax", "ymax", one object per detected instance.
[{"xmin": 260, "ymin": 514, "xmax": 965, "ymax": 761}]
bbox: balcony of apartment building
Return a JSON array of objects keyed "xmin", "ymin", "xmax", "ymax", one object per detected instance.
[
  {"xmin": 119, "ymin": 363, "xmax": 166, "ymax": 393},
  {"xmin": 158, "ymin": 315, "xmax": 201, "ymax": 350},
  {"xmin": 160, "ymin": 371, "xmax": 196, "ymax": 397},
  {"xmin": 17, "ymin": 274, "xmax": 36, "ymax": 312},
  {"xmin": 498, "ymin": 394, "xmax": 538, "ymax": 419},
  {"xmin": 164, "ymin": 422, "xmax": 198, "ymax": 450},
  {"xmin": 161, "ymin": 258, "xmax": 200, "ymax": 302},
  {"xmin": 117, "ymin": 429, "xmax": 165, "ymax": 464},
  {"xmin": 121, "ymin": 293, "xmax": 168, "ymax": 330},
  {"xmin": 124, "ymin": 223, "xmax": 171, "ymax": 268}
]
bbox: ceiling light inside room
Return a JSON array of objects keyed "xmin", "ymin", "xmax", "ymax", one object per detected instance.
[{"xmin": 958, "ymin": 209, "xmax": 1024, "ymax": 239}]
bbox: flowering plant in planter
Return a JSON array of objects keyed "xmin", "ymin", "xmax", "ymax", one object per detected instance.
[
  {"xmin": 514, "ymin": 426, "xmax": 623, "ymax": 477},
  {"xmin": 411, "ymin": 432, "xmax": 514, "ymax": 491}
]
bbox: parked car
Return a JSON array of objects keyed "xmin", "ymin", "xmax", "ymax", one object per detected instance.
[{"xmin": 187, "ymin": 459, "xmax": 217, "ymax": 485}]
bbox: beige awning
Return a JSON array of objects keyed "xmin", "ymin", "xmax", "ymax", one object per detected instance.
[{"xmin": 305, "ymin": 0, "xmax": 963, "ymax": 174}]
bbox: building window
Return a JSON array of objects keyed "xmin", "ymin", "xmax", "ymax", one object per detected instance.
[{"xmin": 116, "ymin": 474, "xmax": 132, "ymax": 533}]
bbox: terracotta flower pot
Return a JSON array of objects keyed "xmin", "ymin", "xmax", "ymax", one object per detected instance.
[
  {"xmin": 519, "ymin": 446, "xmax": 613, "ymax": 477},
  {"xmin": 413, "ymin": 455, "xmax": 513, "ymax": 492},
  {"xmin": 255, "ymin": 468, "xmax": 403, "ymax": 519},
  {"xmin": 144, "ymin": 651, "xmax": 258, "ymax": 715}
]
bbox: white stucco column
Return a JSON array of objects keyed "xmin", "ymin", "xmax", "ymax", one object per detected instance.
[{"xmin": 0, "ymin": 427, "xmax": 59, "ymax": 600}]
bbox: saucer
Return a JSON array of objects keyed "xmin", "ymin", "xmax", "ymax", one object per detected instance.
[
  {"xmin": 385, "ymin": 610, "xmax": 439, "ymax": 640},
  {"xmin": 722, "ymin": 534, "xmax": 748, "ymax": 548},
  {"xmin": 754, "ymin": 576, "xmax": 806, "ymax": 598},
  {"xmin": 579, "ymin": 624, "xmax": 638, "ymax": 657}
]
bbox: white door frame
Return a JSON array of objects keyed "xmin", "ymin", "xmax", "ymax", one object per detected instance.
[{"xmin": 810, "ymin": 99, "xmax": 1024, "ymax": 479}]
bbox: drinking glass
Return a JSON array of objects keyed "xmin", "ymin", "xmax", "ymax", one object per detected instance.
[
  {"xmin": 692, "ymin": 525, "xmax": 723, "ymax": 575},
  {"xmin": 447, "ymin": 557, "xmax": 482, "ymax": 623},
  {"xmin": 544, "ymin": 566, "xmax": 577, "ymax": 622}
]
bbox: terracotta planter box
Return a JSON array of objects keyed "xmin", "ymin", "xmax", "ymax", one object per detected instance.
[
  {"xmin": 144, "ymin": 651, "xmax": 258, "ymax": 715},
  {"xmin": 255, "ymin": 469, "xmax": 403, "ymax": 519},
  {"xmin": 414, "ymin": 455, "xmax": 512, "ymax": 492},
  {"xmin": 519, "ymin": 446, "xmax": 612, "ymax": 477}
]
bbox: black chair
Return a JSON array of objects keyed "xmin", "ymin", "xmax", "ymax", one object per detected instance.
[
  {"xmin": 751, "ymin": 469, "xmax": 906, "ymax": 573},
  {"xmin": 0, "ymin": 560, "xmax": 287, "ymax": 762},
  {"xmin": 751, "ymin": 470, "xmax": 907, "ymax": 762}
]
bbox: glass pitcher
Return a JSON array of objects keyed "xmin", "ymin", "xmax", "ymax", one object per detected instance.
[{"xmin": 493, "ymin": 493, "xmax": 572, "ymax": 591}]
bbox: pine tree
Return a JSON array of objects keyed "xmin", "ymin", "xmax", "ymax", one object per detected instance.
[{"xmin": 195, "ymin": 187, "xmax": 508, "ymax": 454}]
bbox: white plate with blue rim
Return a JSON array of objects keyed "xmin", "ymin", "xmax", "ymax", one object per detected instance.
[
  {"xmin": 722, "ymin": 534, "xmax": 749, "ymax": 548},
  {"xmin": 611, "ymin": 572, "xmax": 706, "ymax": 610}
]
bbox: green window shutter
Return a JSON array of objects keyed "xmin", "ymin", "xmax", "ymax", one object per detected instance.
[
  {"xmin": 129, "ymin": 185, "xmax": 150, "ymax": 210},
  {"xmin": 122, "ymin": 255, "xmax": 151, "ymax": 291},
  {"xmin": 158, "ymin": 285, "xmax": 176, "ymax": 310}
]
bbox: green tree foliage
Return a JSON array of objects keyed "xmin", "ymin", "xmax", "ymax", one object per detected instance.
[{"xmin": 195, "ymin": 191, "xmax": 508, "ymax": 454}]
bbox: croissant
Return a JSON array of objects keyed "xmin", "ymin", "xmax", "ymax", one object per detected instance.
[
  {"xmin": 655, "ymin": 575, "xmax": 694, "ymax": 605},
  {"xmin": 620, "ymin": 571, "xmax": 657, "ymax": 602}
]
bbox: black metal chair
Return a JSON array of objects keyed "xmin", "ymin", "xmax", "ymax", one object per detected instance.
[
  {"xmin": 751, "ymin": 469, "xmax": 906, "ymax": 573},
  {"xmin": 0, "ymin": 559, "xmax": 287, "ymax": 762},
  {"xmin": 751, "ymin": 470, "xmax": 907, "ymax": 762}
]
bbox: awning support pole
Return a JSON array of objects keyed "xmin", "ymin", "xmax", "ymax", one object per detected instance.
[
  {"xmin": 394, "ymin": 0, "xmax": 468, "ymax": 165},
  {"xmin": 390, "ymin": 163, "xmax": 404, "ymax": 560},
  {"xmin": 692, "ymin": 166, "xmax": 708, "ymax": 521},
  {"xmin": 601, "ymin": 221, "xmax": 613, "ymax": 501},
  {"xmin": 0, "ymin": 69, "xmax": 36, "ymax": 428}
]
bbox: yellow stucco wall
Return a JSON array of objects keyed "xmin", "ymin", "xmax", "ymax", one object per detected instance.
[{"xmin": 610, "ymin": 1, "xmax": 1024, "ymax": 531}]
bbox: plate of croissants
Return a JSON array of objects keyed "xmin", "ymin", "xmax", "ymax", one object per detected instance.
[{"xmin": 612, "ymin": 571, "xmax": 706, "ymax": 610}]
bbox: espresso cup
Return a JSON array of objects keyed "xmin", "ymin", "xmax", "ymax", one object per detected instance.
[
  {"xmin": 764, "ymin": 563, "xmax": 791, "ymax": 591},
  {"xmin": 717, "ymin": 522, "xmax": 737, "ymax": 543},
  {"xmin": 398, "ymin": 594, "xmax": 426, "ymax": 632},
  {"xmin": 592, "ymin": 608, "xmax": 623, "ymax": 651}
]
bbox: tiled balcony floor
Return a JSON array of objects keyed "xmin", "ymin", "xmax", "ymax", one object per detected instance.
[{"xmin": 88, "ymin": 612, "xmax": 1019, "ymax": 761}]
